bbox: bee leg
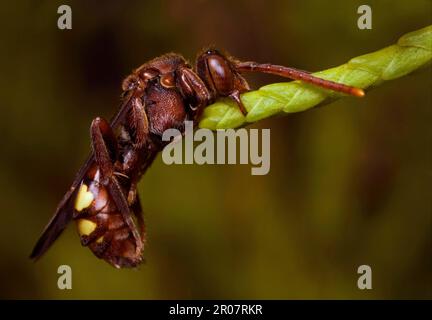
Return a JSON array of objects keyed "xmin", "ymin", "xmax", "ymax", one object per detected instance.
[
  {"xmin": 129, "ymin": 96, "xmax": 149, "ymax": 149},
  {"xmin": 131, "ymin": 195, "xmax": 145, "ymax": 255},
  {"xmin": 228, "ymin": 90, "xmax": 248, "ymax": 115},
  {"xmin": 127, "ymin": 179, "xmax": 138, "ymax": 205},
  {"xmin": 90, "ymin": 117, "xmax": 118, "ymax": 183},
  {"xmin": 91, "ymin": 231, "xmax": 113, "ymax": 258},
  {"xmin": 90, "ymin": 117, "xmax": 143, "ymax": 245},
  {"xmin": 176, "ymin": 66, "xmax": 211, "ymax": 121},
  {"xmin": 120, "ymin": 148, "xmax": 140, "ymax": 206},
  {"xmin": 79, "ymin": 225, "xmax": 106, "ymax": 246}
]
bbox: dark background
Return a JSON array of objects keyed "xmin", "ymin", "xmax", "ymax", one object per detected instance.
[{"xmin": 0, "ymin": 0, "xmax": 430, "ymax": 299}]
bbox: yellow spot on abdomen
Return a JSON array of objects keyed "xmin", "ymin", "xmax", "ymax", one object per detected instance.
[
  {"xmin": 77, "ymin": 219, "xmax": 97, "ymax": 236},
  {"xmin": 75, "ymin": 183, "xmax": 94, "ymax": 212},
  {"xmin": 96, "ymin": 236, "xmax": 104, "ymax": 244}
]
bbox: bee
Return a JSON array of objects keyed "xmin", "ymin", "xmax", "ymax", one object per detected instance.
[{"xmin": 30, "ymin": 49, "xmax": 364, "ymax": 268}]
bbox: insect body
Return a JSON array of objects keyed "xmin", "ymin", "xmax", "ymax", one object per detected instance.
[{"xmin": 30, "ymin": 49, "xmax": 364, "ymax": 268}]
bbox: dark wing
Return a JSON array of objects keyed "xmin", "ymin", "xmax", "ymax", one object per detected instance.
[{"xmin": 30, "ymin": 92, "xmax": 135, "ymax": 260}]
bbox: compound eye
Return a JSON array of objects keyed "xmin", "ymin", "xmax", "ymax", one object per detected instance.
[
  {"xmin": 122, "ymin": 75, "xmax": 139, "ymax": 91},
  {"xmin": 208, "ymin": 56, "xmax": 229, "ymax": 79},
  {"xmin": 160, "ymin": 73, "xmax": 175, "ymax": 88},
  {"xmin": 207, "ymin": 55, "xmax": 233, "ymax": 95}
]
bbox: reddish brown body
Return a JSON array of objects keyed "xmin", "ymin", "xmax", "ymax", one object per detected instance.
[{"xmin": 31, "ymin": 49, "xmax": 364, "ymax": 268}]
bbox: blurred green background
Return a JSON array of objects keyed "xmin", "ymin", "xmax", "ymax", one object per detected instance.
[{"xmin": 0, "ymin": 0, "xmax": 430, "ymax": 299}]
